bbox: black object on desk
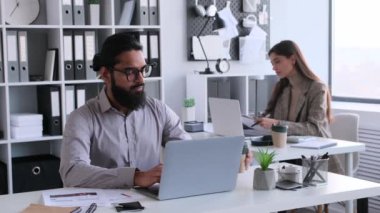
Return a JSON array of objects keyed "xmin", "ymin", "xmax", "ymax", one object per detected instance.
[
  {"xmin": 115, "ymin": 201, "xmax": 145, "ymax": 212},
  {"xmin": 250, "ymin": 135, "xmax": 273, "ymax": 146}
]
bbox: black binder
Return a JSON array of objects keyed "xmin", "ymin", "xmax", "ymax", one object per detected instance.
[
  {"xmin": 148, "ymin": 31, "xmax": 160, "ymax": 77},
  {"xmin": 37, "ymin": 85, "xmax": 62, "ymax": 135},
  {"xmin": 63, "ymin": 31, "xmax": 74, "ymax": 80},
  {"xmin": 73, "ymin": 31, "xmax": 86, "ymax": 80},
  {"xmin": 12, "ymin": 155, "xmax": 62, "ymax": 193},
  {"xmin": 0, "ymin": 161, "xmax": 7, "ymax": 194}
]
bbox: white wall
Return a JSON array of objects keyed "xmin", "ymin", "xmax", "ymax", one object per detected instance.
[{"xmin": 160, "ymin": 0, "xmax": 330, "ymax": 115}]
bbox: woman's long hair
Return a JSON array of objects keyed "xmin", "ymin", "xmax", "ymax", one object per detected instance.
[{"xmin": 265, "ymin": 40, "xmax": 332, "ymax": 123}]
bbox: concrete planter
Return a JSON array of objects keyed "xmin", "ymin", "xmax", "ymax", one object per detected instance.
[{"xmin": 253, "ymin": 168, "xmax": 276, "ymax": 190}]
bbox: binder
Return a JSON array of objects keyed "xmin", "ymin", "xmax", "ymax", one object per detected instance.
[
  {"xmin": 73, "ymin": 0, "xmax": 85, "ymax": 25},
  {"xmin": 44, "ymin": 49, "xmax": 59, "ymax": 81},
  {"xmin": 6, "ymin": 31, "xmax": 19, "ymax": 82},
  {"xmin": 148, "ymin": 0, "xmax": 158, "ymax": 25},
  {"xmin": 75, "ymin": 85, "xmax": 86, "ymax": 108},
  {"xmin": 18, "ymin": 31, "xmax": 29, "ymax": 82},
  {"xmin": 63, "ymin": 31, "xmax": 74, "ymax": 80},
  {"xmin": 37, "ymin": 86, "xmax": 62, "ymax": 135},
  {"xmin": 62, "ymin": 0, "xmax": 73, "ymax": 25},
  {"xmin": 0, "ymin": 34, "xmax": 3, "ymax": 82},
  {"xmin": 84, "ymin": 31, "xmax": 97, "ymax": 79},
  {"xmin": 139, "ymin": 32, "xmax": 148, "ymax": 61},
  {"xmin": 73, "ymin": 31, "xmax": 85, "ymax": 80},
  {"xmin": 148, "ymin": 31, "xmax": 160, "ymax": 77},
  {"xmin": 65, "ymin": 85, "xmax": 75, "ymax": 118},
  {"xmin": 119, "ymin": 0, "xmax": 135, "ymax": 25},
  {"xmin": 133, "ymin": 0, "xmax": 149, "ymax": 25}
]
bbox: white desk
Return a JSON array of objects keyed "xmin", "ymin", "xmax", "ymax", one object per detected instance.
[
  {"xmin": 191, "ymin": 131, "xmax": 365, "ymax": 212},
  {"xmin": 1, "ymin": 169, "xmax": 379, "ymax": 213}
]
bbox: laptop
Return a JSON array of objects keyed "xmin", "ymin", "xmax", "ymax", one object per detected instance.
[
  {"xmin": 208, "ymin": 97, "xmax": 269, "ymax": 138},
  {"xmin": 135, "ymin": 136, "xmax": 244, "ymax": 200}
]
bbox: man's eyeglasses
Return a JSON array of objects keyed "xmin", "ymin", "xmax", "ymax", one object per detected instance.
[{"xmin": 110, "ymin": 64, "xmax": 155, "ymax": 81}]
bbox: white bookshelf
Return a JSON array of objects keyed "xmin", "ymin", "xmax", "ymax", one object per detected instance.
[
  {"xmin": 186, "ymin": 73, "xmax": 277, "ymax": 123},
  {"xmin": 0, "ymin": 0, "xmax": 162, "ymax": 194}
]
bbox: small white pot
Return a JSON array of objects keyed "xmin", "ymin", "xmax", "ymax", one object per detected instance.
[
  {"xmin": 89, "ymin": 4, "xmax": 100, "ymax": 25},
  {"xmin": 182, "ymin": 107, "xmax": 196, "ymax": 122}
]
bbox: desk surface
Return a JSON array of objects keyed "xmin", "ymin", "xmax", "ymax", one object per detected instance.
[
  {"xmin": 250, "ymin": 138, "xmax": 365, "ymax": 161},
  {"xmin": 190, "ymin": 131, "xmax": 365, "ymax": 161},
  {"xmin": 1, "ymin": 169, "xmax": 379, "ymax": 213}
]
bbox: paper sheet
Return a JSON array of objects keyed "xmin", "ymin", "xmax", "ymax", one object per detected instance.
[
  {"xmin": 192, "ymin": 36, "xmax": 231, "ymax": 60},
  {"xmin": 239, "ymin": 25, "xmax": 267, "ymax": 64},
  {"xmin": 42, "ymin": 188, "xmax": 145, "ymax": 207}
]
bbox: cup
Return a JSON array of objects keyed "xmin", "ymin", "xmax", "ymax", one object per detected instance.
[{"xmin": 271, "ymin": 125, "xmax": 288, "ymax": 148}]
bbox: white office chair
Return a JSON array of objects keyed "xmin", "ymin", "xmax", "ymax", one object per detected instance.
[
  {"xmin": 330, "ymin": 113, "xmax": 360, "ymax": 175},
  {"xmin": 323, "ymin": 113, "xmax": 360, "ymax": 213}
]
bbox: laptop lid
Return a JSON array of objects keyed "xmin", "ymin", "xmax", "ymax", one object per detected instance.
[
  {"xmin": 208, "ymin": 97, "xmax": 244, "ymax": 137},
  {"xmin": 138, "ymin": 136, "xmax": 244, "ymax": 200}
]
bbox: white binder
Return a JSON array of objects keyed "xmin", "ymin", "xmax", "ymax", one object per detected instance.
[
  {"xmin": 75, "ymin": 85, "xmax": 86, "ymax": 108},
  {"xmin": 63, "ymin": 31, "xmax": 74, "ymax": 80},
  {"xmin": 84, "ymin": 31, "xmax": 97, "ymax": 79},
  {"xmin": 44, "ymin": 49, "xmax": 57, "ymax": 81},
  {"xmin": 139, "ymin": 33, "xmax": 148, "ymax": 61},
  {"xmin": 18, "ymin": 31, "xmax": 29, "ymax": 82},
  {"xmin": 62, "ymin": 0, "xmax": 73, "ymax": 25},
  {"xmin": 73, "ymin": 0, "xmax": 85, "ymax": 25},
  {"xmin": 148, "ymin": 0, "xmax": 158, "ymax": 25},
  {"xmin": 6, "ymin": 31, "xmax": 19, "ymax": 82},
  {"xmin": 65, "ymin": 85, "xmax": 75, "ymax": 118},
  {"xmin": 119, "ymin": 0, "xmax": 135, "ymax": 25},
  {"xmin": 73, "ymin": 31, "xmax": 85, "ymax": 80}
]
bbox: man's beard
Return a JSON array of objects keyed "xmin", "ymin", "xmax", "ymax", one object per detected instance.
[{"xmin": 110, "ymin": 74, "xmax": 146, "ymax": 111}]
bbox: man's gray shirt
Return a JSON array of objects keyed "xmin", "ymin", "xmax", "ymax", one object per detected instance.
[{"xmin": 59, "ymin": 88, "xmax": 190, "ymax": 188}]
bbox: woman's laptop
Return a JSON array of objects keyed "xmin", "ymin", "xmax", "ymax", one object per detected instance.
[
  {"xmin": 208, "ymin": 97, "xmax": 269, "ymax": 137},
  {"xmin": 135, "ymin": 136, "xmax": 244, "ymax": 200}
]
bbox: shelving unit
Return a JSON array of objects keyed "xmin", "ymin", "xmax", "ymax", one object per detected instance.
[
  {"xmin": 186, "ymin": 73, "xmax": 277, "ymax": 123},
  {"xmin": 0, "ymin": 0, "xmax": 162, "ymax": 194}
]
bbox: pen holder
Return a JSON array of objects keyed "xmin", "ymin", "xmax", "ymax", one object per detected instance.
[{"xmin": 302, "ymin": 158, "xmax": 328, "ymax": 186}]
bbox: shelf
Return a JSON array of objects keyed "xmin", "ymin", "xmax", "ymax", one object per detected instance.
[
  {"xmin": 0, "ymin": 0, "xmax": 163, "ymax": 195},
  {"xmin": 8, "ymin": 136, "xmax": 63, "ymax": 144},
  {"xmin": 8, "ymin": 81, "xmax": 62, "ymax": 86}
]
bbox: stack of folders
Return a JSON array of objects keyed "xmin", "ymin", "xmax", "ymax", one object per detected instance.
[
  {"xmin": 137, "ymin": 31, "xmax": 160, "ymax": 77},
  {"xmin": 6, "ymin": 30, "xmax": 30, "ymax": 82},
  {"xmin": 10, "ymin": 113, "xmax": 43, "ymax": 139},
  {"xmin": 62, "ymin": 0, "xmax": 85, "ymax": 25},
  {"xmin": 63, "ymin": 30, "xmax": 97, "ymax": 80},
  {"xmin": 126, "ymin": 0, "xmax": 158, "ymax": 25}
]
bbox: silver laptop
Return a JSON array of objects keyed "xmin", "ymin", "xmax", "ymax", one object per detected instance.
[
  {"xmin": 135, "ymin": 136, "xmax": 244, "ymax": 200},
  {"xmin": 208, "ymin": 97, "xmax": 269, "ymax": 137}
]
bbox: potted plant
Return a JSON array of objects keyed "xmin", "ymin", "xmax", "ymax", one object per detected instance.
[
  {"xmin": 253, "ymin": 148, "xmax": 276, "ymax": 190},
  {"xmin": 182, "ymin": 98, "xmax": 196, "ymax": 122},
  {"xmin": 88, "ymin": 0, "xmax": 100, "ymax": 25}
]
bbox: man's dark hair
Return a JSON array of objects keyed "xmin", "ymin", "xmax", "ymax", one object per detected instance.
[{"xmin": 92, "ymin": 32, "xmax": 142, "ymax": 71}]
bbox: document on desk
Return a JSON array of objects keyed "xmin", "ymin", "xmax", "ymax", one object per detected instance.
[
  {"xmin": 290, "ymin": 139, "xmax": 337, "ymax": 149},
  {"xmin": 42, "ymin": 188, "xmax": 145, "ymax": 207}
]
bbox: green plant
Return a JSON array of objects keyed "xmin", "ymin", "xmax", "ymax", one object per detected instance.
[
  {"xmin": 88, "ymin": 0, "xmax": 100, "ymax": 4},
  {"xmin": 183, "ymin": 98, "xmax": 195, "ymax": 108},
  {"xmin": 255, "ymin": 149, "xmax": 276, "ymax": 171}
]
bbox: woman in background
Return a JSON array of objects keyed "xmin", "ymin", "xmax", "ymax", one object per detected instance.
[{"xmin": 257, "ymin": 40, "xmax": 343, "ymax": 174}]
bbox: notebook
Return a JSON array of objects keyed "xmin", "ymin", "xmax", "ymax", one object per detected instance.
[
  {"xmin": 208, "ymin": 97, "xmax": 269, "ymax": 137},
  {"xmin": 135, "ymin": 136, "xmax": 245, "ymax": 200},
  {"xmin": 290, "ymin": 139, "xmax": 337, "ymax": 149}
]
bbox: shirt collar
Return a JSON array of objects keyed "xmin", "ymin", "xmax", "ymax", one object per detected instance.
[{"xmin": 98, "ymin": 86, "xmax": 113, "ymax": 113}]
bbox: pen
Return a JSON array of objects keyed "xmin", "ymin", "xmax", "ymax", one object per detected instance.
[
  {"xmin": 121, "ymin": 193, "xmax": 131, "ymax": 197},
  {"xmin": 85, "ymin": 203, "xmax": 97, "ymax": 213}
]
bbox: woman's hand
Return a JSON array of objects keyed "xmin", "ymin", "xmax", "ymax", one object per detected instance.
[{"xmin": 257, "ymin": 117, "xmax": 279, "ymax": 129}]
